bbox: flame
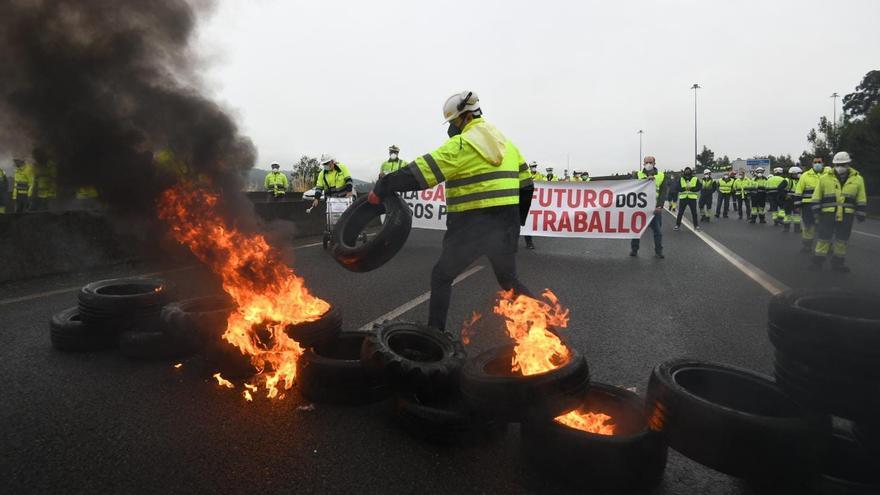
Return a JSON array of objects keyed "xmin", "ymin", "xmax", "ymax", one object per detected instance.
[
  {"xmin": 493, "ymin": 289, "xmax": 570, "ymax": 376},
  {"xmin": 160, "ymin": 183, "xmax": 330, "ymax": 399},
  {"xmin": 555, "ymin": 410, "xmax": 616, "ymax": 435},
  {"xmin": 243, "ymin": 390, "xmax": 253, "ymax": 402},
  {"xmin": 173, "ymin": 363, "xmax": 183, "ymax": 369},
  {"xmin": 213, "ymin": 372, "xmax": 235, "ymax": 389},
  {"xmin": 461, "ymin": 311, "xmax": 482, "ymax": 345}
]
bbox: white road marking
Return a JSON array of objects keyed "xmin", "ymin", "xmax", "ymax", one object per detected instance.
[
  {"xmin": 0, "ymin": 239, "xmax": 325, "ymax": 307},
  {"xmin": 358, "ymin": 265, "xmax": 486, "ymax": 330},
  {"xmin": 665, "ymin": 210, "xmax": 789, "ymax": 295},
  {"xmin": 853, "ymin": 230, "xmax": 880, "ymax": 240}
]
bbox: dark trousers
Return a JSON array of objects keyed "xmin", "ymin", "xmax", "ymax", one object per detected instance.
[
  {"xmin": 698, "ymin": 194, "xmax": 713, "ymax": 216},
  {"xmin": 14, "ymin": 196, "xmax": 29, "ymax": 213},
  {"xmin": 715, "ymin": 193, "xmax": 731, "ymax": 217},
  {"xmin": 737, "ymin": 195, "xmax": 750, "ymax": 218},
  {"xmin": 767, "ymin": 193, "xmax": 781, "ymax": 220},
  {"xmin": 524, "ymin": 235, "xmax": 534, "ymax": 247},
  {"xmin": 428, "ymin": 208, "xmax": 532, "ymax": 332},
  {"xmin": 631, "ymin": 212, "xmax": 662, "ymax": 254},
  {"xmin": 750, "ymin": 193, "xmax": 766, "ymax": 221},
  {"xmin": 676, "ymin": 198, "xmax": 699, "ymax": 227}
]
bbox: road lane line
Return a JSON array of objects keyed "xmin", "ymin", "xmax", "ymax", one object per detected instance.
[
  {"xmin": 293, "ymin": 241, "xmax": 324, "ymax": 249},
  {"xmin": 358, "ymin": 265, "xmax": 486, "ymax": 330},
  {"xmin": 854, "ymin": 230, "xmax": 880, "ymax": 240},
  {"xmin": 665, "ymin": 210, "xmax": 789, "ymax": 295}
]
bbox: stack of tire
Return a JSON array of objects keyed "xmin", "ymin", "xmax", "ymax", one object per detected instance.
[
  {"xmin": 50, "ymin": 277, "xmax": 179, "ymax": 356},
  {"xmin": 768, "ymin": 289, "xmax": 880, "ymax": 492}
]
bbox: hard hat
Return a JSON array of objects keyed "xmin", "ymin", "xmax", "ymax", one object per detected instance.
[
  {"xmin": 643, "ymin": 155, "xmax": 656, "ymax": 163},
  {"xmin": 546, "ymin": 167, "xmax": 554, "ymax": 171},
  {"xmin": 319, "ymin": 153, "xmax": 335, "ymax": 165},
  {"xmin": 270, "ymin": 162, "xmax": 280, "ymax": 169},
  {"xmin": 529, "ymin": 161, "xmax": 538, "ymax": 168},
  {"xmin": 773, "ymin": 167, "xmax": 783, "ymax": 174},
  {"xmin": 755, "ymin": 167, "xmax": 765, "ymax": 172},
  {"xmin": 442, "ymin": 91, "xmax": 480, "ymax": 123},
  {"xmin": 788, "ymin": 166, "xmax": 802, "ymax": 175},
  {"xmin": 832, "ymin": 151, "xmax": 852, "ymax": 164},
  {"xmin": 389, "ymin": 145, "xmax": 400, "ymax": 153},
  {"xmin": 703, "ymin": 169, "xmax": 711, "ymax": 174}
]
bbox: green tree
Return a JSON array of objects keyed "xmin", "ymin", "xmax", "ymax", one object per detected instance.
[
  {"xmin": 293, "ymin": 155, "xmax": 320, "ymax": 179},
  {"xmin": 843, "ymin": 70, "xmax": 880, "ymax": 120},
  {"xmin": 696, "ymin": 145, "xmax": 715, "ymax": 170},
  {"xmin": 807, "ymin": 116, "xmax": 835, "ymax": 162},
  {"xmin": 839, "ymin": 104, "xmax": 880, "ymax": 191},
  {"xmin": 716, "ymin": 155, "xmax": 732, "ymax": 170},
  {"xmin": 798, "ymin": 150, "xmax": 815, "ymax": 168}
]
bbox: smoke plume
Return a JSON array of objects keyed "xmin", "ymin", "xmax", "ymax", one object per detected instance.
[{"xmin": 0, "ymin": 0, "xmax": 255, "ymax": 216}]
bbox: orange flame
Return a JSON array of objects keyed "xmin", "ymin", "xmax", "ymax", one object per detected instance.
[
  {"xmin": 159, "ymin": 183, "xmax": 330, "ymax": 400},
  {"xmin": 213, "ymin": 372, "xmax": 235, "ymax": 389},
  {"xmin": 461, "ymin": 311, "xmax": 482, "ymax": 345},
  {"xmin": 493, "ymin": 289, "xmax": 570, "ymax": 376},
  {"xmin": 555, "ymin": 410, "xmax": 616, "ymax": 435}
]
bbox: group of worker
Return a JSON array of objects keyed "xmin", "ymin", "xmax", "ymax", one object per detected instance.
[
  {"xmin": 651, "ymin": 152, "xmax": 867, "ymax": 272},
  {"xmin": 527, "ymin": 164, "xmax": 591, "ymax": 183},
  {"xmin": 2, "ymin": 151, "xmax": 97, "ymax": 214},
  {"xmin": 263, "ymin": 154, "xmax": 354, "ymax": 208}
]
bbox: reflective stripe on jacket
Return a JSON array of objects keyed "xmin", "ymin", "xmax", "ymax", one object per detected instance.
[
  {"xmin": 810, "ymin": 167, "xmax": 867, "ymax": 221},
  {"xmin": 678, "ymin": 176, "xmax": 699, "ymax": 200}
]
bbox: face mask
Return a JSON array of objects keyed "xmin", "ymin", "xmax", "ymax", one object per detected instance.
[
  {"xmin": 322, "ymin": 164, "xmax": 330, "ymax": 171},
  {"xmin": 447, "ymin": 120, "xmax": 462, "ymax": 138},
  {"xmin": 834, "ymin": 165, "xmax": 848, "ymax": 175},
  {"xmin": 389, "ymin": 153, "xmax": 398, "ymax": 160},
  {"xmin": 813, "ymin": 163, "xmax": 823, "ymax": 172},
  {"xmin": 644, "ymin": 164, "xmax": 654, "ymax": 171}
]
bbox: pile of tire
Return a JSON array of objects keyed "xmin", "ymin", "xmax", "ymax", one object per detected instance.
[
  {"xmin": 50, "ymin": 277, "xmax": 178, "ymax": 356},
  {"xmin": 768, "ymin": 289, "xmax": 880, "ymax": 492},
  {"xmin": 331, "ymin": 194, "xmax": 412, "ymax": 273}
]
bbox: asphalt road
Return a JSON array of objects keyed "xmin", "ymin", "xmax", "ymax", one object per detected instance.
[{"xmin": 2, "ymin": 212, "xmax": 878, "ymax": 495}]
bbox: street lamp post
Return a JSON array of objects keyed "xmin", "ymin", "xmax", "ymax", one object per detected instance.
[
  {"xmin": 691, "ymin": 84, "xmax": 701, "ymax": 168},
  {"xmin": 830, "ymin": 92, "xmax": 839, "ymax": 151},
  {"xmin": 638, "ymin": 129, "xmax": 644, "ymax": 169}
]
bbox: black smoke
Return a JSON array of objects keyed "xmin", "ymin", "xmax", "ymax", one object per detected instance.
[{"xmin": 0, "ymin": 0, "xmax": 255, "ymax": 217}]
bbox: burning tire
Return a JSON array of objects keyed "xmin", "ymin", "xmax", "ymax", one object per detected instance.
[
  {"xmin": 49, "ymin": 306, "xmax": 117, "ymax": 352},
  {"xmin": 816, "ymin": 432, "xmax": 880, "ymax": 494},
  {"xmin": 119, "ymin": 329, "xmax": 195, "ymax": 361},
  {"xmin": 331, "ymin": 194, "xmax": 412, "ymax": 273},
  {"xmin": 521, "ymin": 383, "xmax": 668, "ymax": 494},
  {"xmin": 361, "ymin": 321, "xmax": 465, "ymax": 394},
  {"xmin": 460, "ymin": 345, "xmax": 590, "ymax": 422},
  {"xmin": 285, "ymin": 305, "xmax": 342, "ymax": 349},
  {"xmin": 297, "ymin": 331, "xmax": 390, "ymax": 405},
  {"xmin": 646, "ymin": 358, "xmax": 828, "ymax": 484},
  {"xmin": 161, "ymin": 295, "xmax": 236, "ymax": 348},
  {"xmin": 78, "ymin": 277, "xmax": 175, "ymax": 334},
  {"xmin": 393, "ymin": 390, "xmax": 507, "ymax": 444},
  {"xmin": 204, "ymin": 340, "xmax": 257, "ymax": 378}
]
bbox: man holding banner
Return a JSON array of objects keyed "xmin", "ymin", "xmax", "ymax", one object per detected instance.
[
  {"xmin": 631, "ymin": 156, "xmax": 667, "ymax": 258},
  {"xmin": 369, "ymin": 91, "xmax": 535, "ymax": 332}
]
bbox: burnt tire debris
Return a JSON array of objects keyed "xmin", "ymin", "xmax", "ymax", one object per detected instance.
[
  {"xmin": 298, "ymin": 331, "xmax": 390, "ymax": 405},
  {"xmin": 816, "ymin": 431, "xmax": 880, "ymax": 494},
  {"xmin": 49, "ymin": 306, "xmax": 117, "ymax": 351},
  {"xmin": 285, "ymin": 305, "xmax": 342, "ymax": 350},
  {"xmin": 521, "ymin": 382, "xmax": 668, "ymax": 494},
  {"xmin": 331, "ymin": 194, "xmax": 412, "ymax": 273}
]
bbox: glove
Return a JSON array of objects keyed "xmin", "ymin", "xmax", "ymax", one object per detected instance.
[{"xmin": 368, "ymin": 191, "xmax": 381, "ymax": 205}]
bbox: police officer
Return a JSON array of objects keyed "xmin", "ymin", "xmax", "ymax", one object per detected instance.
[
  {"xmin": 749, "ymin": 167, "xmax": 768, "ymax": 223},
  {"xmin": 795, "ymin": 157, "xmax": 825, "ymax": 253},
  {"xmin": 715, "ymin": 172, "xmax": 735, "ymax": 218},
  {"xmin": 369, "ymin": 91, "xmax": 535, "ymax": 331},
  {"xmin": 674, "ymin": 167, "xmax": 701, "ymax": 231},
  {"xmin": 809, "ymin": 151, "xmax": 867, "ymax": 272},
  {"xmin": 311, "ymin": 154, "xmax": 353, "ymax": 209},
  {"xmin": 264, "ymin": 163, "xmax": 288, "ymax": 201},
  {"xmin": 630, "ymin": 155, "xmax": 666, "ymax": 258},
  {"xmin": 378, "ymin": 145, "xmax": 405, "ymax": 179},
  {"xmin": 698, "ymin": 169, "xmax": 716, "ymax": 223}
]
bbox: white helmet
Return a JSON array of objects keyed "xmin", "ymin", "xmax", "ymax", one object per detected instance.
[
  {"xmin": 789, "ymin": 166, "xmax": 802, "ymax": 175},
  {"xmin": 703, "ymin": 169, "xmax": 711, "ymax": 175},
  {"xmin": 832, "ymin": 151, "xmax": 852, "ymax": 164},
  {"xmin": 773, "ymin": 167, "xmax": 783, "ymax": 174},
  {"xmin": 442, "ymin": 91, "xmax": 480, "ymax": 123},
  {"xmin": 755, "ymin": 167, "xmax": 765, "ymax": 173},
  {"xmin": 546, "ymin": 167, "xmax": 554, "ymax": 172},
  {"xmin": 319, "ymin": 153, "xmax": 335, "ymax": 165}
]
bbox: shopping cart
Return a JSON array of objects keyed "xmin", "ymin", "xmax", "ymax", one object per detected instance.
[{"xmin": 322, "ymin": 196, "xmax": 367, "ymax": 249}]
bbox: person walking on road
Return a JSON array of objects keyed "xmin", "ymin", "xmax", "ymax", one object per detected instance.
[
  {"xmin": 369, "ymin": 91, "xmax": 535, "ymax": 332},
  {"xmin": 674, "ymin": 167, "xmax": 701, "ymax": 231},
  {"xmin": 523, "ymin": 162, "xmax": 544, "ymax": 250},
  {"xmin": 781, "ymin": 166, "xmax": 801, "ymax": 233},
  {"xmin": 808, "ymin": 151, "xmax": 867, "ymax": 273},
  {"xmin": 630, "ymin": 155, "xmax": 667, "ymax": 258},
  {"xmin": 264, "ymin": 163, "xmax": 288, "ymax": 201},
  {"xmin": 733, "ymin": 170, "xmax": 752, "ymax": 219},
  {"xmin": 698, "ymin": 169, "xmax": 716, "ymax": 223},
  {"xmin": 716, "ymin": 172, "xmax": 735, "ymax": 218},
  {"xmin": 749, "ymin": 167, "xmax": 768, "ymax": 224},
  {"xmin": 378, "ymin": 145, "xmax": 405, "ymax": 179},
  {"xmin": 795, "ymin": 157, "xmax": 826, "ymax": 253}
]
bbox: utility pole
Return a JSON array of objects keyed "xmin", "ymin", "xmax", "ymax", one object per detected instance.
[
  {"xmin": 830, "ymin": 92, "xmax": 839, "ymax": 152},
  {"xmin": 638, "ymin": 129, "xmax": 644, "ymax": 169},
  {"xmin": 691, "ymin": 84, "xmax": 701, "ymax": 168}
]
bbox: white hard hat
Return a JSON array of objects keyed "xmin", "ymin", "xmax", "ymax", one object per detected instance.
[
  {"xmin": 703, "ymin": 169, "xmax": 711, "ymax": 174},
  {"xmin": 319, "ymin": 153, "xmax": 335, "ymax": 165},
  {"xmin": 755, "ymin": 167, "xmax": 765, "ymax": 172},
  {"xmin": 773, "ymin": 167, "xmax": 783, "ymax": 174},
  {"xmin": 788, "ymin": 166, "xmax": 802, "ymax": 175},
  {"xmin": 442, "ymin": 91, "xmax": 480, "ymax": 123},
  {"xmin": 832, "ymin": 151, "xmax": 852, "ymax": 164}
]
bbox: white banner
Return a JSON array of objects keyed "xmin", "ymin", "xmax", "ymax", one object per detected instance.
[{"xmin": 399, "ymin": 180, "xmax": 656, "ymax": 239}]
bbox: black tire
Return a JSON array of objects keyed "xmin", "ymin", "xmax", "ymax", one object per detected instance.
[
  {"xmin": 203, "ymin": 340, "xmax": 257, "ymax": 378},
  {"xmin": 460, "ymin": 345, "xmax": 590, "ymax": 422},
  {"xmin": 119, "ymin": 330, "xmax": 194, "ymax": 360},
  {"xmin": 393, "ymin": 390, "xmax": 507, "ymax": 445},
  {"xmin": 332, "ymin": 194, "xmax": 412, "ymax": 272},
  {"xmin": 768, "ymin": 289, "xmax": 880, "ymax": 360},
  {"xmin": 521, "ymin": 383, "xmax": 668, "ymax": 494},
  {"xmin": 646, "ymin": 358, "xmax": 828, "ymax": 482},
  {"xmin": 284, "ymin": 305, "xmax": 342, "ymax": 349},
  {"xmin": 361, "ymin": 321, "xmax": 465, "ymax": 394},
  {"xmin": 297, "ymin": 331, "xmax": 390, "ymax": 405},
  {"xmin": 77, "ymin": 277, "xmax": 176, "ymax": 334},
  {"xmin": 161, "ymin": 295, "xmax": 236, "ymax": 348},
  {"xmin": 49, "ymin": 306, "xmax": 117, "ymax": 352},
  {"xmin": 767, "ymin": 322, "xmax": 877, "ymax": 378},
  {"xmin": 814, "ymin": 432, "xmax": 880, "ymax": 495}
]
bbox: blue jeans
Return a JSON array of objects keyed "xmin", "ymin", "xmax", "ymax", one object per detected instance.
[{"xmin": 631, "ymin": 212, "xmax": 663, "ymax": 254}]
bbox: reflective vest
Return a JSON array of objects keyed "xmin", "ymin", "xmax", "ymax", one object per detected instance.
[
  {"xmin": 544, "ymin": 173, "xmax": 559, "ymax": 182},
  {"xmin": 315, "ymin": 163, "xmax": 352, "ymax": 198},
  {"xmin": 76, "ymin": 186, "xmax": 99, "ymax": 199},
  {"xmin": 530, "ymin": 171, "xmax": 545, "ymax": 181},
  {"xmin": 678, "ymin": 176, "xmax": 698, "ymax": 200},
  {"xmin": 380, "ymin": 159, "xmax": 405, "ymax": 175},
  {"xmin": 718, "ymin": 177, "xmax": 734, "ymax": 194},
  {"xmin": 795, "ymin": 169, "xmax": 823, "ymax": 205},
  {"xmin": 753, "ymin": 176, "xmax": 767, "ymax": 193},
  {"xmin": 13, "ymin": 164, "xmax": 35, "ymax": 199},
  {"xmin": 410, "ymin": 118, "xmax": 531, "ymax": 213},
  {"xmin": 811, "ymin": 167, "xmax": 867, "ymax": 221},
  {"xmin": 264, "ymin": 171, "xmax": 288, "ymax": 196},
  {"xmin": 766, "ymin": 175, "xmax": 784, "ymax": 194},
  {"xmin": 638, "ymin": 170, "xmax": 666, "ymax": 194},
  {"xmin": 733, "ymin": 177, "xmax": 751, "ymax": 197},
  {"xmin": 700, "ymin": 178, "xmax": 716, "ymax": 195}
]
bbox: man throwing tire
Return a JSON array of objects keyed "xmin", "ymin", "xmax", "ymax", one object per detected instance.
[{"xmin": 369, "ymin": 91, "xmax": 535, "ymax": 331}]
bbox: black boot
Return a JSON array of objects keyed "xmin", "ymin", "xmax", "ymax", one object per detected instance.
[
  {"xmin": 782, "ymin": 224, "xmax": 790, "ymax": 232},
  {"xmin": 830, "ymin": 257, "xmax": 850, "ymax": 273},
  {"xmin": 759, "ymin": 215, "xmax": 766, "ymax": 224},
  {"xmin": 749, "ymin": 216, "xmax": 756, "ymax": 224},
  {"xmin": 799, "ymin": 242, "xmax": 812, "ymax": 254},
  {"xmin": 794, "ymin": 224, "xmax": 801, "ymax": 234}
]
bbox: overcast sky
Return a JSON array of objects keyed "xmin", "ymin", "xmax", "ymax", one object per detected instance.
[{"xmin": 196, "ymin": 0, "xmax": 879, "ymax": 178}]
